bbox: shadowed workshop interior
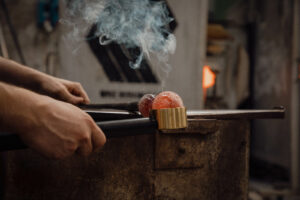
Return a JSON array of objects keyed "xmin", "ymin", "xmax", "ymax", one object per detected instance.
[{"xmin": 0, "ymin": 0, "xmax": 299, "ymax": 199}]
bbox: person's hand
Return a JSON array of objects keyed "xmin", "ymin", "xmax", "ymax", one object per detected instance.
[
  {"xmin": 19, "ymin": 96, "xmax": 106, "ymax": 159},
  {"xmin": 0, "ymin": 82, "xmax": 105, "ymax": 159},
  {"xmin": 0, "ymin": 57, "xmax": 90, "ymax": 105},
  {"xmin": 39, "ymin": 76, "xmax": 90, "ymax": 105}
]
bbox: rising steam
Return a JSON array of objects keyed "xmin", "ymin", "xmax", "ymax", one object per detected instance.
[{"xmin": 65, "ymin": 0, "xmax": 176, "ymax": 69}]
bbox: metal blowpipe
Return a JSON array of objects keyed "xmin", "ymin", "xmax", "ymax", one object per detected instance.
[
  {"xmin": 0, "ymin": 108, "xmax": 285, "ymax": 152},
  {"xmin": 0, "ymin": 107, "xmax": 188, "ymax": 151}
]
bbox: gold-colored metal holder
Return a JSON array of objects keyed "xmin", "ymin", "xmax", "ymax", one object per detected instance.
[{"xmin": 151, "ymin": 107, "xmax": 187, "ymax": 130}]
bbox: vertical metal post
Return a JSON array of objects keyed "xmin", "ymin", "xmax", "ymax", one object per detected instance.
[
  {"xmin": 291, "ymin": 0, "xmax": 300, "ymax": 194},
  {"xmin": 197, "ymin": 0, "xmax": 208, "ymax": 109},
  {"xmin": 0, "ymin": 23, "xmax": 9, "ymax": 58}
]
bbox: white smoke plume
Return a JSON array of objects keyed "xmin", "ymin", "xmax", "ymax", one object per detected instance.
[{"xmin": 63, "ymin": 0, "xmax": 176, "ymax": 69}]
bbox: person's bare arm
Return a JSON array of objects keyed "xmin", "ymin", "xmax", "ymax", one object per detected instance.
[
  {"xmin": 0, "ymin": 82, "xmax": 106, "ymax": 159},
  {"xmin": 0, "ymin": 57, "xmax": 90, "ymax": 105}
]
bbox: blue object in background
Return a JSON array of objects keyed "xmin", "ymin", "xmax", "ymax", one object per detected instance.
[{"xmin": 37, "ymin": 0, "xmax": 59, "ymax": 32}]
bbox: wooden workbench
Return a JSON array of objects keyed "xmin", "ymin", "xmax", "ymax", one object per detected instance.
[{"xmin": 0, "ymin": 109, "xmax": 284, "ymax": 200}]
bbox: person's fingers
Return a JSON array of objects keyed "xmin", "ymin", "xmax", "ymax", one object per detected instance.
[
  {"xmin": 91, "ymin": 123, "xmax": 106, "ymax": 153},
  {"xmin": 59, "ymin": 88, "xmax": 85, "ymax": 105},
  {"xmin": 76, "ymin": 133, "xmax": 93, "ymax": 156},
  {"xmin": 69, "ymin": 83, "xmax": 90, "ymax": 104},
  {"xmin": 77, "ymin": 84, "xmax": 90, "ymax": 104}
]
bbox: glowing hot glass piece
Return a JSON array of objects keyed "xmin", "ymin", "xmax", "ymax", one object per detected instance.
[{"xmin": 152, "ymin": 91, "xmax": 184, "ymax": 110}]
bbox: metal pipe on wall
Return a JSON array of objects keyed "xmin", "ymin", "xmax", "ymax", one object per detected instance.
[
  {"xmin": 197, "ymin": 0, "xmax": 208, "ymax": 110},
  {"xmin": 291, "ymin": 0, "xmax": 300, "ymax": 194},
  {"xmin": 0, "ymin": 0, "xmax": 26, "ymax": 64},
  {"xmin": 0, "ymin": 24, "xmax": 8, "ymax": 58}
]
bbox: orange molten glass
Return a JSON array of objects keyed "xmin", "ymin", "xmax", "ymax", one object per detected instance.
[
  {"xmin": 203, "ymin": 65, "xmax": 216, "ymax": 89},
  {"xmin": 152, "ymin": 91, "xmax": 184, "ymax": 110}
]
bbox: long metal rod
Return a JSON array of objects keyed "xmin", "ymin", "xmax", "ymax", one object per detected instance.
[
  {"xmin": 0, "ymin": 108, "xmax": 285, "ymax": 151},
  {"xmin": 79, "ymin": 102, "xmax": 139, "ymax": 112},
  {"xmin": 85, "ymin": 110, "xmax": 141, "ymax": 121},
  {"xmin": 178, "ymin": 109, "xmax": 284, "ymax": 119},
  {"xmin": 0, "ymin": 118, "xmax": 157, "ymax": 151},
  {"xmin": 85, "ymin": 108, "xmax": 285, "ymax": 120}
]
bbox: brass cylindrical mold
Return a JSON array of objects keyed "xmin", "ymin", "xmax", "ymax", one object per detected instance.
[{"xmin": 151, "ymin": 107, "xmax": 187, "ymax": 130}]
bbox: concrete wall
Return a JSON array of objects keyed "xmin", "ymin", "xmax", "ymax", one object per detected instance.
[{"xmin": 252, "ymin": 0, "xmax": 293, "ymax": 169}]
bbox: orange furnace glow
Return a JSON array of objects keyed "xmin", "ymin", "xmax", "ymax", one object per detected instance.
[{"xmin": 202, "ymin": 65, "xmax": 216, "ymax": 89}]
